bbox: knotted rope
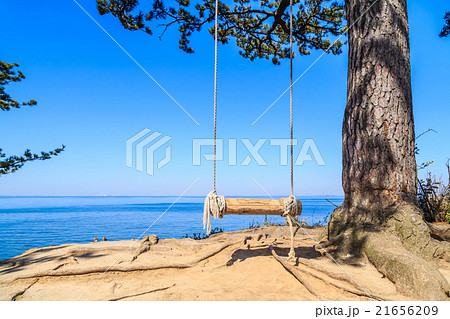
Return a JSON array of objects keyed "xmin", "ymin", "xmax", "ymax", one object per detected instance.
[
  {"xmin": 203, "ymin": 190, "xmax": 226, "ymax": 235},
  {"xmin": 202, "ymin": 0, "xmax": 223, "ymax": 237},
  {"xmin": 282, "ymin": 0, "xmax": 297, "ymax": 263},
  {"xmin": 283, "ymin": 195, "xmax": 299, "ymax": 262},
  {"xmin": 283, "ymin": 195, "xmax": 300, "ymax": 217}
]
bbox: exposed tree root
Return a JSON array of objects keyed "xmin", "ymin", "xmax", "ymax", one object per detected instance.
[
  {"xmin": 296, "ymin": 256, "xmax": 373, "ymax": 293},
  {"xmin": 2, "ymin": 241, "xmax": 239, "ymax": 284},
  {"xmin": 327, "ymin": 204, "xmax": 450, "ymax": 300},
  {"xmin": 271, "ymin": 246, "xmax": 385, "ymax": 300},
  {"xmin": 364, "ymin": 232, "xmax": 449, "ymax": 300},
  {"xmin": 11, "ymin": 279, "xmax": 38, "ymax": 301},
  {"xmin": 314, "ymin": 234, "xmax": 343, "ymax": 250},
  {"xmin": 65, "ymin": 246, "xmax": 137, "ymax": 255},
  {"xmin": 131, "ymin": 235, "xmax": 159, "ymax": 262},
  {"xmin": 385, "ymin": 204, "xmax": 450, "ymax": 262},
  {"xmin": 108, "ymin": 284, "xmax": 175, "ymax": 301},
  {"xmin": 426, "ymin": 222, "xmax": 450, "ymax": 241},
  {"xmin": 270, "ymin": 246, "xmax": 323, "ymax": 300},
  {"xmin": 52, "ymin": 256, "xmax": 79, "ymax": 271},
  {"xmin": 296, "ymin": 262, "xmax": 386, "ymax": 300}
]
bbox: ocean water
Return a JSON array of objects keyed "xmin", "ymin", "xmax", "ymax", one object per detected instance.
[{"xmin": 0, "ymin": 196, "xmax": 343, "ymax": 261}]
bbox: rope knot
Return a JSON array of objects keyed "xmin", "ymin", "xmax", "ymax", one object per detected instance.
[
  {"xmin": 203, "ymin": 190, "xmax": 226, "ymax": 235},
  {"xmin": 283, "ymin": 195, "xmax": 300, "ymax": 217}
]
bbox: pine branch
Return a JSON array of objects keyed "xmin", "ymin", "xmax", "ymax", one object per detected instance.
[
  {"xmin": 96, "ymin": 0, "xmax": 346, "ymax": 64},
  {"xmin": 0, "ymin": 61, "xmax": 37, "ymax": 110},
  {"xmin": 0, "ymin": 146, "xmax": 66, "ymax": 176},
  {"xmin": 439, "ymin": 11, "xmax": 450, "ymax": 38},
  {"xmin": 1, "ymin": 59, "xmax": 66, "ymax": 175}
]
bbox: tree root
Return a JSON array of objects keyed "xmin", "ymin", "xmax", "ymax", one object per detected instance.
[
  {"xmin": 295, "ymin": 260, "xmax": 386, "ymax": 300},
  {"xmin": 11, "ymin": 279, "xmax": 38, "ymax": 301},
  {"xmin": 313, "ymin": 234, "xmax": 343, "ymax": 250},
  {"xmin": 426, "ymin": 222, "xmax": 450, "ymax": 241},
  {"xmin": 130, "ymin": 235, "xmax": 159, "ymax": 262},
  {"xmin": 271, "ymin": 246, "xmax": 385, "ymax": 300},
  {"xmin": 326, "ymin": 203, "xmax": 450, "ymax": 300},
  {"xmin": 270, "ymin": 246, "xmax": 323, "ymax": 300},
  {"xmin": 2, "ymin": 241, "xmax": 239, "ymax": 284},
  {"xmin": 296, "ymin": 256, "xmax": 373, "ymax": 293},
  {"xmin": 363, "ymin": 231, "xmax": 450, "ymax": 300},
  {"xmin": 385, "ymin": 204, "xmax": 450, "ymax": 262},
  {"xmin": 108, "ymin": 284, "xmax": 175, "ymax": 301},
  {"xmin": 52, "ymin": 256, "xmax": 79, "ymax": 271}
]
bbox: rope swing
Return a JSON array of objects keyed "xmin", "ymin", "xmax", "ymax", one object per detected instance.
[{"xmin": 204, "ymin": 0, "xmax": 301, "ymax": 261}]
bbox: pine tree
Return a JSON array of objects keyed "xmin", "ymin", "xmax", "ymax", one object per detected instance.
[
  {"xmin": 440, "ymin": 11, "xmax": 450, "ymax": 38},
  {"xmin": 0, "ymin": 61, "xmax": 64, "ymax": 175}
]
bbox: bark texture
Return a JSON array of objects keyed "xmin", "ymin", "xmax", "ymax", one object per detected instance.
[
  {"xmin": 327, "ymin": 0, "xmax": 449, "ymax": 300},
  {"xmin": 343, "ymin": 0, "xmax": 416, "ymax": 215}
]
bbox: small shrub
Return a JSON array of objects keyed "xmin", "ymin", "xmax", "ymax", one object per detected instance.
[
  {"xmin": 247, "ymin": 221, "xmax": 261, "ymax": 229},
  {"xmin": 182, "ymin": 227, "xmax": 223, "ymax": 240},
  {"xmin": 418, "ymin": 160, "xmax": 450, "ymax": 223}
]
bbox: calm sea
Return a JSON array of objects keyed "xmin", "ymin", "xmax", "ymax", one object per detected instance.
[{"xmin": 0, "ymin": 196, "xmax": 343, "ymax": 261}]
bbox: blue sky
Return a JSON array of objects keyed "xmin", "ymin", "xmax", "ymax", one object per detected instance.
[{"xmin": 0, "ymin": 0, "xmax": 449, "ymax": 197}]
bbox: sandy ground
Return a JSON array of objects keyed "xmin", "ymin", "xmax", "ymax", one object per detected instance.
[{"xmin": 1, "ymin": 226, "xmax": 448, "ymax": 301}]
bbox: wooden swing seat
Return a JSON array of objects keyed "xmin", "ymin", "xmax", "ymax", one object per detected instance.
[{"xmin": 224, "ymin": 198, "xmax": 302, "ymax": 216}]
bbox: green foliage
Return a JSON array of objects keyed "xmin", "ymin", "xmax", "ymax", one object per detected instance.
[
  {"xmin": 0, "ymin": 60, "xmax": 65, "ymax": 175},
  {"xmin": 182, "ymin": 227, "xmax": 223, "ymax": 239},
  {"xmin": 0, "ymin": 146, "xmax": 65, "ymax": 175},
  {"xmin": 418, "ymin": 161, "xmax": 450, "ymax": 223},
  {"xmin": 0, "ymin": 61, "xmax": 37, "ymax": 110},
  {"xmin": 96, "ymin": 0, "xmax": 346, "ymax": 64},
  {"xmin": 440, "ymin": 11, "xmax": 450, "ymax": 38}
]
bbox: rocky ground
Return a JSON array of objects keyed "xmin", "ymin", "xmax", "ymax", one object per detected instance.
[{"xmin": 1, "ymin": 226, "xmax": 448, "ymax": 301}]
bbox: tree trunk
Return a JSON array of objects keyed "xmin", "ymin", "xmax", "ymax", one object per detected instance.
[
  {"xmin": 343, "ymin": 0, "xmax": 416, "ymax": 215},
  {"xmin": 326, "ymin": 0, "xmax": 450, "ymax": 300}
]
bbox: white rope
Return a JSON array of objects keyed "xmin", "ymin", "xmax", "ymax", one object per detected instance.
[
  {"xmin": 283, "ymin": 195, "xmax": 299, "ymax": 262},
  {"xmin": 283, "ymin": 195, "xmax": 300, "ymax": 217},
  {"xmin": 213, "ymin": 0, "xmax": 219, "ymax": 191},
  {"xmin": 202, "ymin": 0, "xmax": 223, "ymax": 237},
  {"xmin": 203, "ymin": 190, "xmax": 226, "ymax": 235},
  {"xmin": 289, "ymin": 0, "xmax": 294, "ymax": 196},
  {"xmin": 285, "ymin": 214, "xmax": 296, "ymax": 261}
]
